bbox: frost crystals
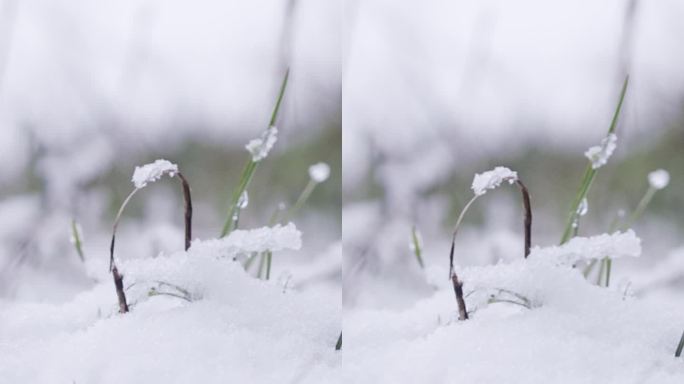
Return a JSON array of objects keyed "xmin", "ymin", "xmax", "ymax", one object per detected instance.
[
  {"xmin": 585, "ymin": 133, "xmax": 617, "ymax": 169},
  {"xmin": 246, "ymin": 126, "xmax": 278, "ymax": 162}
]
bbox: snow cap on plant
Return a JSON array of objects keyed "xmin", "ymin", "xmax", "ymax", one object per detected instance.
[
  {"xmin": 308, "ymin": 162, "xmax": 331, "ymax": 183},
  {"xmin": 246, "ymin": 126, "xmax": 278, "ymax": 162},
  {"xmin": 471, "ymin": 166, "xmax": 518, "ymax": 196},
  {"xmin": 585, "ymin": 133, "xmax": 617, "ymax": 169},
  {"xmin": 648, "ymin": 169, "xmax": 670, "ymax": 190},
  {"xmin": 132, "ymin": 159, "xmax": 179, "ymax": 189}
]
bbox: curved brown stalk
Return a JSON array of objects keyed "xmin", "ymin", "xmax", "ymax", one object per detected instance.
[
  {"xmin": 177, "ymin": 172, "xmax": 193, "ymax": 251},
  {"xmin": 108, "ymin": 170, "xmax": 194, "ymax": 314},
  {"xmin": 516, "ymin": 180, "xmax": 532, "ymax": 258}
]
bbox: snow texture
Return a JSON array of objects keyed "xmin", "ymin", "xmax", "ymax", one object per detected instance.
[
  {"xmin": 584, "ymin": 133, "xmax": 617, "ymax": 169},
  {"xmin": 0, "ymin": 223, "xmax": 337, "ymax": 384},
  {"xmin": 649, "ymin": 169, "xmax": 670, "ymax": 190},
  {"xmin": 309, "ymin": 162, "xmax": 331, "ymax": 183},
  {"xmin": 343, "ymin": 230, "xmax": 683, "ymax": 384},
  {"xmin": 132, "ymin": 159, "xmax": 179, "ymax": 189},
  {"xmin": 192, "ymin": 223, "xmax": 302, "ymax": 258},
  {"xmin": 471, "ymin": 166, "xmax": 518, "ymax": 196},
  {"xmin": 529, "ymin": 230, "xmax": 641, "ymax": 265},
  {"xmin": 245, "ymin": 126, "xmax": 278, "ymax": 162}
]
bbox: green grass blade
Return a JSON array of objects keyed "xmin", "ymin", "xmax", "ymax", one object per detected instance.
[
  {"xmin": 220, "ymin": 70, "xmax": 290, "ymax": 238},
  {"xmin": 560, "ymin": 75, "xmax": 629, "ymax": 245},
  {"xmin": 411, "ymin": 225, "xmax": 424, "ymax": 269}
]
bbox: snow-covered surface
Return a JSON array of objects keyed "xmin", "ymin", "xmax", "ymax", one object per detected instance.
[
  {"xmin": 530, "ymin": 230, "xmax": 640, "ymax": 264},
  {"xmin": 309, "ymin": 162, "xmax": 331, "ymax": 183},
  {"xmin": 245, "ymin": 126, "xmax": 278, "ymax": 162},
  {"xmin": 471, "ymin": 166, "xmax": 518, "ymax": 196},
  {"xmin": 343, "ymin": 231, "xmax": 684, "ymax": 384},
  {"xmin": 0, "ymin": 224, "xmax": 338, "ymax": 383},
  {"xmin": 131, "ymin": 159, "xmax": 179, "ymax": 189},
  {"xmin": 649, "ymin": 169, "xmax": 671, "ymax": 190},
  {"xmin": 584, "ymin": 133, "xmax": 618, "ymax": 169}
]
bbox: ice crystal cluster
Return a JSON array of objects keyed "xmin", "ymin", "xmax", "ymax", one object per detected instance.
[
  {"xmin": 246, "ymin": 126, "xmax": 278, "ymax": 162},
  {"xmin": 585, "ymin": 133, "xmax": 617, "ymax": 169}
]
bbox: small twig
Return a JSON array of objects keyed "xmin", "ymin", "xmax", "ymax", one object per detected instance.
[
  {"xmin": 451, "ymin": 272, "xmax": 469, "ymax": 321},
  {"xmin": 675, "ymin": 330, "xmax": 684, "ymax": 358},
  {"xmin": 335, "ymin": 332, "xmax": 342, "ymax": 351},
  {"xmin": 112, "ymin": 265, "xmax": 129, "ymax": 313},
  {"xmin": 177, "ymin": 172, "xmax": 193, "ymax": 251},
  {"xmin": 516, "ymin": 180, "xmax": 532, "ymax": 258}
]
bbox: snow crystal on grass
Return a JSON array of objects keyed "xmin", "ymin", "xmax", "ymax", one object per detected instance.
[
  {"xmin": 471, "ymin": 166, "xmax": 518, "ymax": 196},
  {"xmin": 245, "ymin": 126, "xmax": 278, "ymax": 162},
  {"xmin": 584, "ymin": 133, "xmax": 617, "ymax": 169},
  {"xmin": 648, "ymin": 169, "xmax": 670, "ymax": 190},
  {"xmin": 309, "ymin": 162, "xmax": 331, "ymax": 183},
  {"xmin": 531, "ymin": 230, "xmax": 641, "ymax": 265},
  {"xmin": 132, "ymin": 159, "xmax": 178, "ymax": 188}
]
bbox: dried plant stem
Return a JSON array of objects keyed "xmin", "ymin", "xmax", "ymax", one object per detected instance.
[
  {"xmin": 108, "ymin": 171, "xmax": 193, "ymax": 314},
  {"xmin": 676, "ymin": 330, "xmax": 684, "ymax": 358},
  {"xmin": 178, "ymin": 172, "xmax": 193, "ymax": 251},
  {"xmin": 451, "ymin": 273, "xmax": 469, "ymax": 321},
  {"xmin": 335, "ymin": 332, "xmax": 342, "ymax": 351},
  {"xmin": 112, "ymin": 265, "xmax": 129, "ymax": 313},
  {"xmin": 516, "ymin": 180, "xmax": 532, "ymax": 258}
]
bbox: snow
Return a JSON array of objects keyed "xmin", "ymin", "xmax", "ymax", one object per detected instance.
[
  {"xmin": 0, "ymin": 223, "xmax": 338, "ymax": 384},
  {"xmin": 237, "ymin": 191, "xmax": 249, "ymax": 209},
  {"xmin": 584, "ymin": 133, "xmax": 618, "ymax": 169},
  {"xmin": 245, "ymin": 126, "xmax": 278, "ymax": 162},
  {"xmin": 193, "ymin": 223, "xmax": 302, "ymax": 257},
  {"xmin": 343, "ymin": 231, "xmax": 683, "ymax": 384},
  {"xmin": 577, "ymin": 198, "xmax": 589, "ymax": 216},
  {"xmin": 471, "ymin": 166, "xmax": 518, "ymax": 196},
  {"xmin": 649, "ymin": 169, "xmax": 671, "ymax": 190},
  {"xmin": 309, "ymin": 162, "xmax": 331, "ymax": 183},
  {"xmin": 529, "ymin": 230, "xmax": 641, "ymax": 265},
  {"xmin": 132, "ymin": 159, "xmax": 179, "ymax": 189}
]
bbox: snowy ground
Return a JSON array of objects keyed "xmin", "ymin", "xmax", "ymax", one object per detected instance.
[{"xmin": 0, "ymin": 224, "xmax": 340, "ymax": 384}]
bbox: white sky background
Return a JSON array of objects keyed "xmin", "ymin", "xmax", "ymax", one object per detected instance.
[
  {"xmin": 343, "ymin": 0, "xmax": 684, "ymax": 192},
  {"xmin": 0, "ymin": 0, "xmax": 341, "ymax": 182}
]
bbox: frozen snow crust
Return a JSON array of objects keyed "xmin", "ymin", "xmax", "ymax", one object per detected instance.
[
  {"xmin": 0, "ymin": 225, "xmax": 339, "ymax": 384},
  {"xmin": 343, "ymin": 231, "xmax": 684, "ymax": 384}
]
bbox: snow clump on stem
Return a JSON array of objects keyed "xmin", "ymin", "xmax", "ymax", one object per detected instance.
[
  {"xmin": 471, "ymin": 166, "xmax": 518, "ymax": 196},
  {"xmin": 648, "ymin": 169, "xmax": 670, "ymax": 190},
  {"xmin": 132, "ymin": 159, "xmax": 178, "ymax": 189},
  {"xmin": 585, "ymin": 133, "xmax": 617, "ymax": 169},
  {"xmin": 308, "ymin": 162, "xmax": 331, "ymax": 183},
  {"xmin": 246, "ymin": 126, "xmax": 278, "ymax": 162}
]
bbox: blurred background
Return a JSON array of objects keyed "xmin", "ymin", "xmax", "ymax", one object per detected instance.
[
  {"xmin": 0, "ymin": 0, "xmax": 341, "ymax": 302},
  {"xmin": 343, "ymin": 0, "xmax": 684, "ymax": 309}
]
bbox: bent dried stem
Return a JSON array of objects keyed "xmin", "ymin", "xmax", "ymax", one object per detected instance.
[
  {"xmin": 516, "ymin": 180, "xmax": 532, "ymax": 258},
  {"xmin": 108, "ymin": 171, "xmax": 193, "ymax": 314},
  {"xmin": 451, "ymin": 273, "xmax": 469, "ymax": 321},
  {"xmin": 178, "ymin": 172, "xmax": 193, "ymax": 251}
]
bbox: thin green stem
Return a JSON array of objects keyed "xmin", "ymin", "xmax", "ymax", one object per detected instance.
[
  {"xmin": 284, "ymin": 179, "xmax": 317, "ymax": 222},
  {"xmin": 220, "ymin": 69, "xmax": 290, "ymax": 238},
  {"xmin": 560, "ymin": 75, "xmax": 629, "ymax": 245},
  {"xmin": 71, "ymin": 219, "xmax": 84, "ymax": 262},
  {"xmin": 411, "ymin": 225, "xmax": 424, "ymax": 269}
]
